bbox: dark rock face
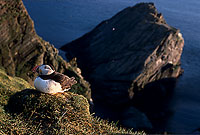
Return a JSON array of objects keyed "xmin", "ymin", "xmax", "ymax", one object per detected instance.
[
  {"xmin": 0, "ymin": 0, "xmax": 91, "ymax": 99},
  {"xmin": 61, "ymin": 3, "xmax": 184, "ymax": 105}
]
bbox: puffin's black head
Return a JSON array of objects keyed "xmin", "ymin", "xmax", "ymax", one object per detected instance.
[{"xmin": 32, "ymin": 65, "xmax": 54, "ymax": 75}]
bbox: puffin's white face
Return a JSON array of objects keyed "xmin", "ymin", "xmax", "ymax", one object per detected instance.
[{"xmin": 38, "ymin": 65, "xmax": 54, "ymax": 75}]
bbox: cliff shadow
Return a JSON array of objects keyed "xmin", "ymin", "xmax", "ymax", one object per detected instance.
[
  {"xmin": 91, "ymin": 77, "xmax": 179, "ymax": 133},
  {"xmin": 131, "ymin": 77, "xmax": 177, "ymax": 133}
]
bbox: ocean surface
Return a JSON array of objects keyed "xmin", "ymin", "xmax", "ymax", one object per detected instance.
[{"xmin": 23, "ymin": 0, "xmax": 200, "ymax": 133}]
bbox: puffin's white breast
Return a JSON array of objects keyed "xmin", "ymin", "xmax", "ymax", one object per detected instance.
[{"xmin": 34, "ymin": 77, "xmax": 63, "ymax": 93}]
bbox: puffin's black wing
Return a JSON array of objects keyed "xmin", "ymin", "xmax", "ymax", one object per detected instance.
[{"xmin": 39, "ymin": 72, "xmax": 77, "ymax": 90}]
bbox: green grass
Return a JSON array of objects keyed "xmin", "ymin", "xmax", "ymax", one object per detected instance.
[
  {"xmin": 0, "ymin": 67, "xmax": 33, "ymax": 106},
  {"xmin": 0, "ymin": 68, "xmax": 145, "ymax": 135}
]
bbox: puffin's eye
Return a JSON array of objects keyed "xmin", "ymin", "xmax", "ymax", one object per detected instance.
[{"xmin": 44, "ymin": 66, "xmax": 50, "ymax": 69}]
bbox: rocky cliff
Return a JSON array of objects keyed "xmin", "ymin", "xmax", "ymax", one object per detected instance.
[
  {"xmin": 0, "ymin": 0, "xmax": 91, "ymax": 99},
  {"xmin": 61, "ymin": 3, "xmax": 184, "ymax": 105}
]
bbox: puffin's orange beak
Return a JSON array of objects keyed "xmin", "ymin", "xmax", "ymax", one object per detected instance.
[{"xmin": 32, "ymin": 65, "xmax": 39, "ymax": 73}]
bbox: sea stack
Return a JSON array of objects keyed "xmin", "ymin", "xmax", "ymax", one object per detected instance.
[{"xmin": 61, "ymin": 3, "xmax": 184, "ymax": 105}]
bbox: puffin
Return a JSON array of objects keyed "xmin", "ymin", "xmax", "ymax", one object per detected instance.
[{"xmin": 32, "ymin": 64, "xmax": 77, "ymax": 94}]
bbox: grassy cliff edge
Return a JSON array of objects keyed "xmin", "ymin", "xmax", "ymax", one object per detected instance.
[{"xmin": 0, "ymin": 68, "xmax": 143, "ymax": 134}]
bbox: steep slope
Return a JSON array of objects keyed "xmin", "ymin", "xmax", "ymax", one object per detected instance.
[
  {"xmin": 61, "ymin": 3, "xmax": 184, "ymax": 105},
  {"xmin": 0, "ymin": 0, "xmax": 91, "ymax": 99}
]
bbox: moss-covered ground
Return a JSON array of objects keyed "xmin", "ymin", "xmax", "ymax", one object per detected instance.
[{"xmin": 0, "ymin": 67, "xmax": 144, "ymax": 135}]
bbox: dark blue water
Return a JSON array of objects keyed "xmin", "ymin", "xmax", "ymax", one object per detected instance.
[{"xmin": 23, "ymin": 0, "xmax": 200, "ymax": 133}]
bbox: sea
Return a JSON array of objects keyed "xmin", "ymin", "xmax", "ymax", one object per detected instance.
[{"xmin": 23, "ymin": 0, "xmax": 200, "ymax": 133}]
